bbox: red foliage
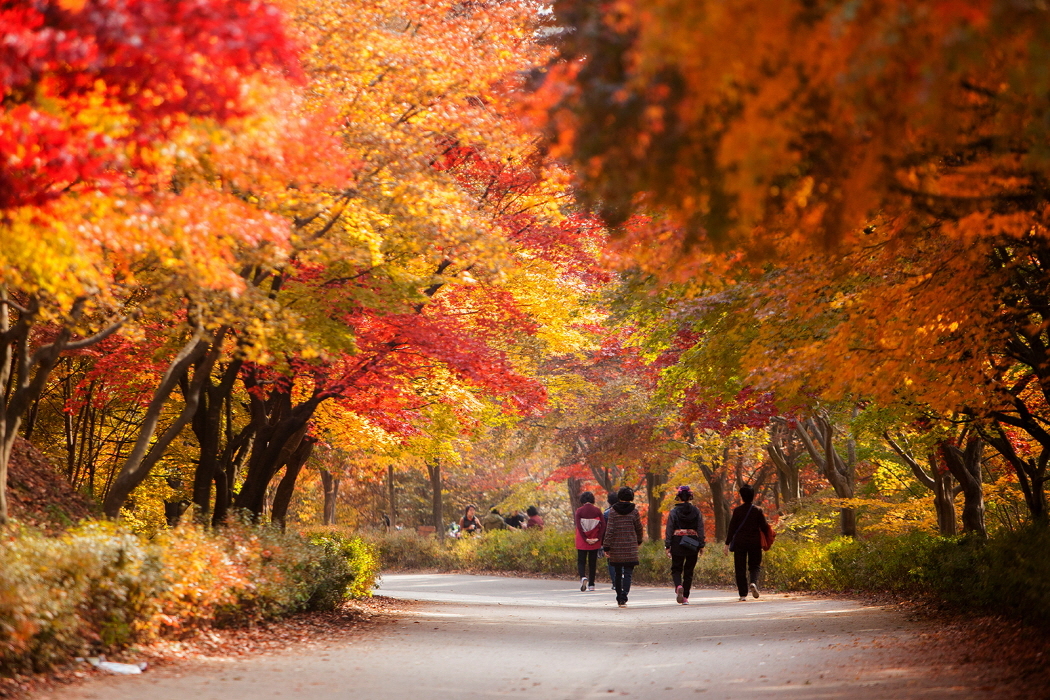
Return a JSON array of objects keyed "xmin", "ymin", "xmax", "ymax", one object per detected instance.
[{"xmin": 0, "ymin": 0, "xmax": 300, "ymax": 209}]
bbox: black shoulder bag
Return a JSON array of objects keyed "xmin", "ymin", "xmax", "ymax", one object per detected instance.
[{"xmin": 727, "ymin": 503, "xmax": 754, "ymax": 552}]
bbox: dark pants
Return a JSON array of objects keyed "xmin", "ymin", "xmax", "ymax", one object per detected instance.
[
  {"xmin": 607, "ymin": 560, "xmax": 615, "ymax": 585},
  {"xmin": 671, "ymin": 549, "xmax": 700, "ymax": 598},
  {"xmin": 611, "ymin": 563, "xmax": 635, "ymax": 604},
  {"xmin": 577, "ymin": 549, "xmax": 598, "ymax": 585},
  {"xmin": 734, "ymin": 545, "xmax": 762, "ymax": 597}
]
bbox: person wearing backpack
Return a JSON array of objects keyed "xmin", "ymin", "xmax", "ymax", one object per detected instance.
[
  {"xmin": 664, "ymin": 485, "xmax": 705, "ymax": 605},
  {"xmin": 603, "ymin": 486, "xmax": 644, "ymax": 608},
  {"xmin": 574, "ymin": 491, "xmax": 605, "ymax": 592},
  {"xmin": 724, "ymin": 484, "xmax": 771, "ymax": 601}
]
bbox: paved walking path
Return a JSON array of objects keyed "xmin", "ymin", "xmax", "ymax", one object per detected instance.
[{"xmin": 34, "ymin": 573, "xmax": 997, "ymax": 699}]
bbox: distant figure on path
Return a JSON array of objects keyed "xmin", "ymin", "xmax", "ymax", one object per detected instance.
[
  {"xmin": 574, "ymin": 491, "xmax": 605, "ymax": 592},
  {"xmin": 460, "ymin": 505, "xmax": 483, "ymax": 536},
  {"xmin": 603, "ymin": 491, "xmax": 618, "ymax": 588},
  {"xmin": 724, "ymin": 485, "xmax": 770, "ymax": 601},
  {"xmin": 603, "ymin": 486, "xmax": 644, "ymax": 608},
  {"xmin": 526, "ymin": 505, "xmax": 544, "ymax": 530},
  {"xmin": 481, "ymin": 507, "xmax": 507, "ymax": 530},
  {"xmin": 664, "ymin": 485, "xmax": 705, "ymax": 605}
]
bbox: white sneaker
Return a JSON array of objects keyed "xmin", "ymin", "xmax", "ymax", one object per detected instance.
[
  {"xmin": 675, "ymin": 585, "xmax": 685, "ymax": 604},
  {"xmin": 750, "ymin": 582, "xmax": 760, "ymax": 599},
  {"xmin": 588, "ymin": 585, "xmax": 595, "ymax": 592},
  {"xmin": 739, "ymin": 596, "xmax": 747, "ymax": 601},
  {"xmin": 580, "ymin": 577, "xmax": 588, "ymax": 592}
]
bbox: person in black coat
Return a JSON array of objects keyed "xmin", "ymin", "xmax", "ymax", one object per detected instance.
[
  {"xmin": 664, "ymin": 485, "xmax": 705, "ymax": 605},
  {"xmin": 723, "ymin": 484, "xmax": 771, "ymax": 601}
]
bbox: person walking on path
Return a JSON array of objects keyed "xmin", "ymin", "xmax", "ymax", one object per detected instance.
[
  {"xmin": 603, "ymin": 486, "xmax": 644, "ymax": 608},
  {"xmin": 724, "ymin": 485, "xmax": 771, "ymax": 601},
  {"xmin": 575, "ymin": 491, "xmax": 605, "ymax": 592},
  {"xmin": 664, "ymin": 485, "xmax": 705, "ymax": 605},
  {"xmin": 460, "ymin": 505, "xmax": 483, "ymax": 536},
  {"xmin": 603, "ymin": 491, "xmax": 617, "ymax": 588}
]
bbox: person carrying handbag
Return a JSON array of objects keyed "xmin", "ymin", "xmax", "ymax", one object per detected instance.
[
  {"xmin": 723, "ymin": 485, "xmax": 771, "ymax": 601},
  {"xmin": 664, "ymin": 485, "xmax": 705, "ymax": 605}
]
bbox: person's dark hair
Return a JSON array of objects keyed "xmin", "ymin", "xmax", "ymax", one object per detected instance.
[
  {"xmin": 739, "ymin": 485, "xmax": 755, "ymax": 503},
  {"xmin": 675, "ymin": 485, "xmax": 693, "ymax": 501},
  {"xmin": 490, "ymin": 507, "xmax": 500, "ymax": 514},
  {"xmin": 616, "ymin": 486, "xmax": 634, "ymax": 502},
  {"xmin": 526, "ymin": 505, "xmax": 539, "ymax": 517},
  {"xmin": 464, "ymin": 504, "xmax": 476, "ymax": 516},
  {"xmin": 580, "ymin": 491, "xmax": 595, "ymax": 505},
  {"xmin": 607, "ymin": 491, "xmax": 618, "ymax": 506}
]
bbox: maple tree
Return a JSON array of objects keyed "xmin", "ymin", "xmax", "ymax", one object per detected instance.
[
  {"xmin": 543, "ymin": 0, "xmax": 1050, "ymax": 526},
  {"xmin": 0, "ymin": 0, "xmax": 299, "ymax": 524}
]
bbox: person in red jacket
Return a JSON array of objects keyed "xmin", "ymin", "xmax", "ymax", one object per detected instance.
[{"xmin": 574, "ymin": 491, "xmax": 605, "ymax": 591}]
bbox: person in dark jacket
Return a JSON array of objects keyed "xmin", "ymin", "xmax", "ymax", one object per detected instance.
[
  {"xmin": 603, "ymin": 486, "xmax": 644, "ymax": 607},
  {"xmin": 724, "ymin": 484, "xmax": 771, "ymax": 601},
  {"xmin": 574, "ymin": 492, "xmax": 605, "ymax": 591},
  {"xmin": 664, "ymin": 485, "xmax": 705, "ymax": 605}
]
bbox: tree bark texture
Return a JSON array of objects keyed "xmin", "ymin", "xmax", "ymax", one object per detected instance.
[
  {"xmin": 940, "ymin": 437, "xmax": 987, "ymax": 537},
  {"xmin": 270, "ymin": 437, "xmax": 315, "ymax": 528},
  {"xmin": 645, "ymin": 471, "xmax": 666, "ymax": 542},
  {"xmin": 321, "ymin": 469, "xmax": 340, "ymax": 525}
]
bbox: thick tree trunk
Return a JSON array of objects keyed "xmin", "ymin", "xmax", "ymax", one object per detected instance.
[
  {"xmin": 270, "ymin": 437, "xmax": 314, "ymax": 529},
  {"xmin": 567, "ymin": 476, "xmax": 582, "ymax": 516},
  {"xmin": 427, "ymin": 460, "xmax": 443, "ymax": 539},
  {"xmin": 941, "ymin": 438, "xmax": 987, "ymax": 537},
  {"xmin": 320, "ymin": 470, "xmax": 340, "ymax": 525},
  {"xmin": 767, "ymin": 420, "xmax": 803, "ymax": 504},
  {"xmin": 645, "ymin": 471, "xmax": 666, "ymax": 542}
]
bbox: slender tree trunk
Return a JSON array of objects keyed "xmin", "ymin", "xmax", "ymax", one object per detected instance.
[
  {"xmin": 885, "ymin": 433, "xmax": 958, "ymax": 536},
  {"xmin": 103, "ymin": 325, "xmax": 224, "ymax": 517},
  {"xmin": 796, "ymin": 414, "xmax": 857, "ymax": 537},
  {"xmin": 427, "ymin": 460, "xmax": 443, "ymax": 539},
  {"xmin": 387, "ymin": 464, "xmax": 396, "ymax": 530},
  {"xmin": 321, "ymin": 469, "xmax": 340, "ymax": 525}
]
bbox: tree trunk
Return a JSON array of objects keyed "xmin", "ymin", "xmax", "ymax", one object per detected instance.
[
  {"xmin": 796, "ymin": 413, "xmax": 857, "ymax": 537},
  {"xmin": 645, "ymin": 471, "xmax": 666, "ymax": 542},
  {"xmin": 427, "ymin": 460, "xmax": 443, "ymax": 539},
  {"xmin": 767, "ymin": 420, "xmax": 803, "ymax": 504},
  {"xmin": 567, "ymin": 476, "xmax": 582, "ymax": 517},
  {"xmin": 321, "ymin": 469, "xmax": 340, "ymax": 525},
  {"xmin": 271, "ymin": 437, "xmax": 314, "ymax": 529},
  {"xmin": 941, "ymin": 437, "xmax": 987, "ymax": 537},
  {"xmin": 885, "ymin": 433, "xmax": 957, "ymax": 536},
  {"xmin": 103, "ymin": 326, "xmax": 225, "ymax": 518},
  {"xmin": 387, "ymin": 464, "xmax": 396, "ymax": 530}
]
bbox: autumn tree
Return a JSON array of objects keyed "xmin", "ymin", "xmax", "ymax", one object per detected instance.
[{"xmin": 0, "ymin": 0, "xmax": 298, "ymax": 524}]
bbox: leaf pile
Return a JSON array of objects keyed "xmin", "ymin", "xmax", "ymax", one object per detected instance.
[{"xmin": 6, "ymin": 438, "xmax": 97, "ymax": 533}]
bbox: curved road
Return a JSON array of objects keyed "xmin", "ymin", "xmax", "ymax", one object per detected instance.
[{"xmin": 36, "ymin": 573, "xmax": 995, "ymax": 699}]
